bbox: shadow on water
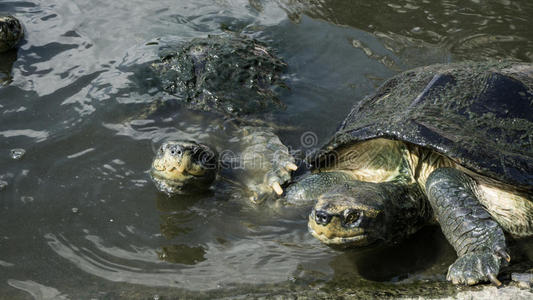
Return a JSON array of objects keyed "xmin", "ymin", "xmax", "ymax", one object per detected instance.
[
  {"xmin": 330, "ymin": 226, "xmax": 453, "ymax": 284},
  {"xmin": 0, "ymin": 50, "xmax": 18, "ymax": 86},
  {"xmin": 156, "ymin": 192, "xmax": 208, "ymax": 265},
  {"xmin": 155, "ymin": 192, "xmax": 207, "ymax": 213}
]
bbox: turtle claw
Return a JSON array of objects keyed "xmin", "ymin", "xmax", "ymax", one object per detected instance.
[
  {"xmin": 272, "ymin": 182, "xmax": 283, "ymax": 195},
  {"xmin": 488, "ymin": 273, "xmax": 502, "ymax": 287},
  {"xmin": 496, "ymin": 248, "xmax": 511, "ymax": 263},
  {"xmin": 286, "ymin": 162, "xmax": 298, "ymax": 171},
  {"xmin": 239, "ymin": 127, "xmax": 296, "ymax": 202},
  {"xmin": 257, "ymin": 158, "xmax": 294, "ymax": 200},
  {"xmin": 446, "ymin": 251, "xmax": 502, "ymax": 286}
]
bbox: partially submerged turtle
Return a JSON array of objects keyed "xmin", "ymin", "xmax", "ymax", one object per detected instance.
[
  {"xmin": 0, "ymin": 16, "xmax": 23, "ymax": 85},
  {"xmin": 152, "ymin": 34, "xmax": 287, "ymax": 116},
  {"xmin": 148, "ymin": 34, "xmax": 296, "ymax": 201},
  {"xmin": 283, "ymin": 61, "xmax": 532, "ymax": 285},
  {"xmin": 0, "ymin": 16, "xmax": 23, "ymax": 53}
]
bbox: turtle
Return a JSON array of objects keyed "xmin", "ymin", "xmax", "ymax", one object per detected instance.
[
  {"xmin": 0, "ymin": 16, "xmax": 23, "ymax": 53},
  {"xmin": 0, "ymin": 16, "xmax": 23, "ymax": 85},
  {"xmin": 147, "ymin": 34, "xmax": 297, "ymax": 202},
  {"xmin": 278, "ymin": 61, "xmax": 533, "ymax": 286}
]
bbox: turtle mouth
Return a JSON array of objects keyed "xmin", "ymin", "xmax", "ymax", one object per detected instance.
[
  {"xmin": 150, "ymin": 141, "xmax": 218, "ymax": 196},
  {"xmin": 150, "ymin": 167, "xmax": 192, "ymax": 182},
  {"xmin": 150, "ymin": 152, "xmax": 207, "ymax": 182},
  {"xmin": 307, "ymin": 213, "xmax": 369, "ymax": 247},
  {"xmin": 150, "ymin": 175, "xmax": 184, "ymax": 196},
  {"xmin": 150, "ymin": 166, "xmax": 209, "ymax": 196}
]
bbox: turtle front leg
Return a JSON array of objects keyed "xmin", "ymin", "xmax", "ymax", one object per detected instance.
[
  {"xmin": 238, "ymin": 126, "xmax": 297, "ymax": 203},
  {"xmin": 426, "ymin": 168, "xmax": 510, "ymax": 286}
]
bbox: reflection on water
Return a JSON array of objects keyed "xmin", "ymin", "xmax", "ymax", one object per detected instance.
[
  {"xmin": 280, "ymin": 0, "xmax": 533, "ymax": 62},
  {"xmin": 7, "ymin": 279, "xmax": 68, "ymax": 300},
  {"xmin": 0, "ymin": 50, "xmax": 18, "ymax": 86},
  {"xmin": 0, "ymin": 0, "xmax": 532, "ymax": 298}
]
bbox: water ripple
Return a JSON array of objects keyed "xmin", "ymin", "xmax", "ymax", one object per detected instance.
[
  {"xmin": 7, "ymin": 279, "xmax": 69, "ymax": 300},
  {"xmin": 44, "ymin": 232, "xmax": 330, "ymax": 290},
  {"xmin": 0, "ymin": 129, "xmax": 49, "ymax": 142}
]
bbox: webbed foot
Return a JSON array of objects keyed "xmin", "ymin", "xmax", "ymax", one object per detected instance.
[
  {"xmin": 447, "ymin": 250, "xmax": 509, "ymax": 286},
  {"xmin": 239, "ymin": 127, "xmax": 296, "ymax": 203}
]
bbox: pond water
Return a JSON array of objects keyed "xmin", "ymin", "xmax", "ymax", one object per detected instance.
[{"xmin": 1, "ymin": 0, "xmax": 532, "ymax": 299}]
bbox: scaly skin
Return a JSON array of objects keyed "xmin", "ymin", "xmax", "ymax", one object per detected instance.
[
  {"xmin": 284, "ymin": 171, "xmax": 355, "ymax": 205},
  {"xmin": 238, "ymin": 127, "xmax": 296, "ymax": 203},
  {"xmin": 426, "ymin": 168, "xmax": 510, "ymax": 286}
]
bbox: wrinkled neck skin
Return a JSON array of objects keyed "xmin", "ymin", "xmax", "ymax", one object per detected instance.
[{"xmin": 377, "ymin": 181, "xmax": 432, "ymax": 244}]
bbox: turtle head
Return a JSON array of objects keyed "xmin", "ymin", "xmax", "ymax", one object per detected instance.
[
  {"xmin": 0, "ymin": 16, "xmax": 24, "ymax": 53},
  {"xmin": 308, "ymin": 180, "xmax": 427, "ymax": 248},
  {"xmin": 308, "ymin": 181, "xmax": 387, "ymax": 248},
  {"xmin": 150, "ymin": 141, "xmax": 218, "ymax": 195}
]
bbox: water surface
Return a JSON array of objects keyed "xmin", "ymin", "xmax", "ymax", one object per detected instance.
[{"xmin": 1, "ymin": 0, "xmax": 532, "ymax": 298}]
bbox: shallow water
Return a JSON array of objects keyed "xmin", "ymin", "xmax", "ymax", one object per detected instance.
[{"xmin": 0, "ymin": 0, "xmax": 532, "ymax": 299}]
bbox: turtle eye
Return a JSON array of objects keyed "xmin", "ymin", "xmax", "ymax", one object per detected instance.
[{"xmin": 342, "ymin": 209, "xmax": 362, "ymax": 228}]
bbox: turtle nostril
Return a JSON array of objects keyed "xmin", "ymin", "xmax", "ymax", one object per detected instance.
[{"xmin": 314, "ymin": 210, "xmax": 332, "ymax": 225}]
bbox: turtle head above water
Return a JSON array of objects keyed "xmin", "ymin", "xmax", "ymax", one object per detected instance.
[
  {"xmin": 150, "ymin": 141, "xmax": 218, "ymax": 195},
  {"xmin": 0, "ymin": 16, "xmax": 24, "ymax": 53},
  {"xmin": 308, "ymin": 180, "xmax": 428, "ymax": 248},
  {"xmin": 308, "ymin": 181, "xmax": 387, "ymax": 248}
]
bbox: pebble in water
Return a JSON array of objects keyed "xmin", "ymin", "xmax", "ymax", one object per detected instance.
[
  {"xmin": 10, "ymin": 148, "xmax": 25, "ymax": 160},
  {"xmin": 20, "ymin": 196, "xmax": 34, "ymax": 203}
]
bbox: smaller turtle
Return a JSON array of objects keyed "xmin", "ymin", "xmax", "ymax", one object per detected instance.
[
  {"xmin": 147, "ymin": 34, "xmax": 297, "ymax": 202},
  {"xmin": 283, "ymin": 61, "xmax": 533, "ymax": 285},
  {"xmin": 0, "ymin": 16, "xmax": 23, "ymax": 53}
]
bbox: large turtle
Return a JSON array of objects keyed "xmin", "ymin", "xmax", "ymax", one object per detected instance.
[
  {"xmin": 147, "ymin": 34, "xmax": 297, "ymax": 201},
  {"xmin": 281, "ymin": 61, "xmax": 533, "ymax": 286},
  {"xmin": 0, "ymin": 16, "xmax": 23, "ymax": 53}
]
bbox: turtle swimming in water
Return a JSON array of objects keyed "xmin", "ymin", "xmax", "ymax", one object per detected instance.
[
  {"xmin": 148, "ymin": 34, "xmax": 297, "ymax": 201},
  {"xmin": 0, "ymin": 16, "xmax": 23, "ymax": 85},
  {"xmin": 282, "ymin": 61, "xmax": 533, "ymax": 286},
  {"xmin": 0, "ymin": 16, "xmax": 23, "ymax": 53}
]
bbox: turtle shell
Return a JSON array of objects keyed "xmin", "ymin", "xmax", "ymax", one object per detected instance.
[
  {"xmin": 151, "ymin": 34, "xmax": 287, "ymax": 116},
  {"xmin": 309, "ymin": 61, "xmax": 533, "ymax": 192}
]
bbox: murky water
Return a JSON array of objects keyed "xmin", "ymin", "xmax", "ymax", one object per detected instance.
[{"xmin": 1, "ymin": 0, "xmax": 532, "ymax": 299}]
